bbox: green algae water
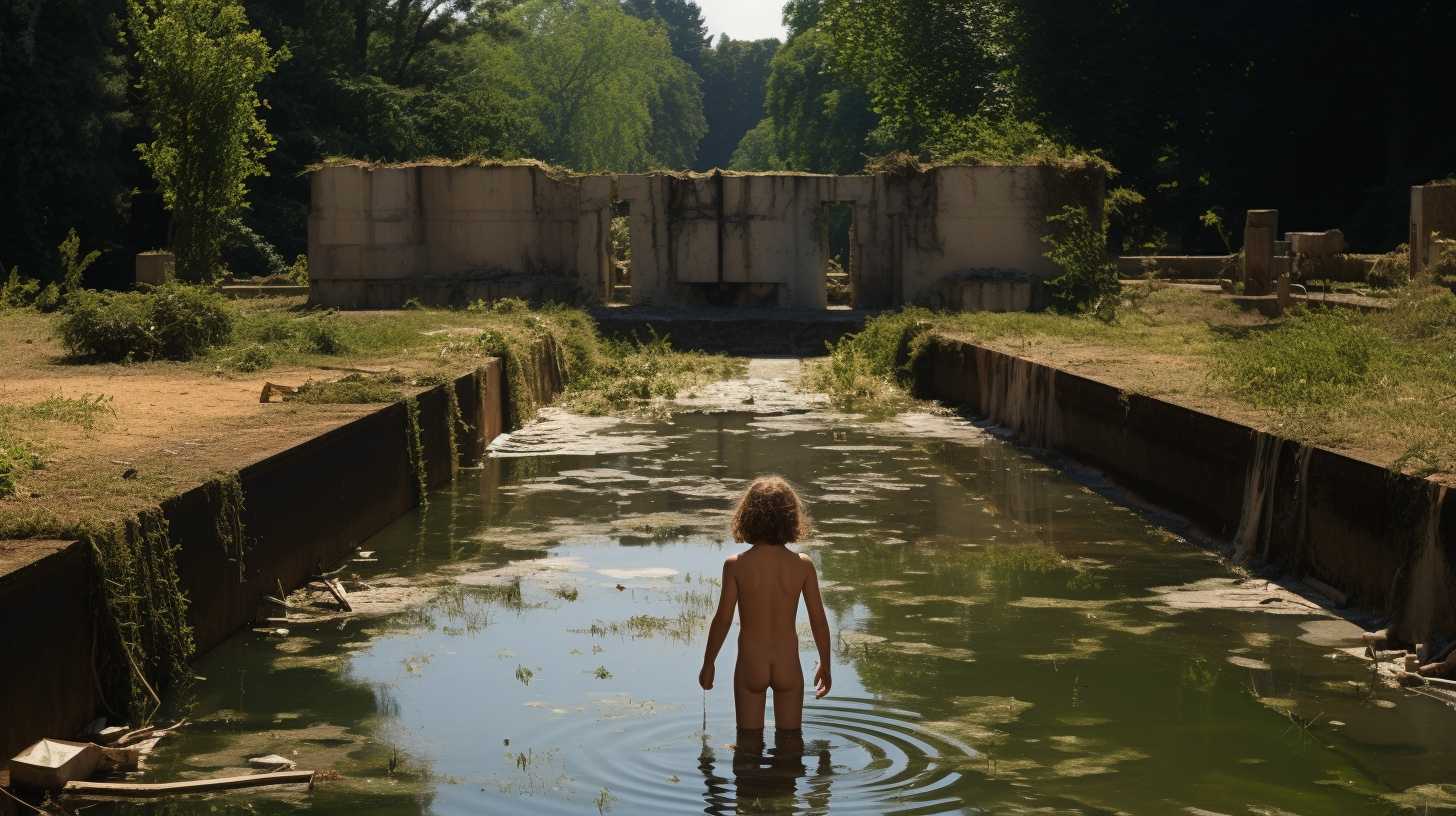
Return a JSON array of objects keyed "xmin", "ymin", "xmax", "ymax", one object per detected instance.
[{"xmin": 108, "ymin": 408, "xmax": 1455, "ymax": 815}]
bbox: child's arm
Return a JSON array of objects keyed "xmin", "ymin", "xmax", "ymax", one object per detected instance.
[
  {"xmin": 801, "ymin": 554, "xmax": 832, "ymax": 698},
  {"xmin": 698, "ymin": 557, "xmax": 739, "ymax": 690}
]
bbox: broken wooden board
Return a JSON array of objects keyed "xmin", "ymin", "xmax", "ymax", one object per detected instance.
[
  {"xmin": 62, "ymin": 770, "xmax": 315, "ymax": 797},
  {"xmin": 320, "ymin": 577, "xmax": 353, "ymax": 612}
]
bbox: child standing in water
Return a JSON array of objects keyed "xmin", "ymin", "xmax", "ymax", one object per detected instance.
[{"xmin": 699, "ymin": 476, "xmax": 832, "ymax": 736}]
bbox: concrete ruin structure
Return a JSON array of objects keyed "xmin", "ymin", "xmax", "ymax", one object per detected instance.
[
  {"xmin": 306, "ymin": 161, "xmax": 1104, "ymax": 310},
  {"xmin": 1411, "ymin": 182, "xmax": 1456, "ymax": 279}
]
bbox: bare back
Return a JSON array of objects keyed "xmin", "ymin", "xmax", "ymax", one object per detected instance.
[{"xmin": 731, "ymin": 545, "xmax": 811, "ymax": 646}]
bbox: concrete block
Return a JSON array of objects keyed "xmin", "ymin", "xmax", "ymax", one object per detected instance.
[
  {"xmin": 135, "ymin": 251, "xmax": 174, "ymax": 285},
  {"xmin": 1288, "ymin": 230, "xmax": 1345, "ymax": 257},
  {"xmin": 1411, "ymin": 184, "xmax": 1456, "ymax": 278}
]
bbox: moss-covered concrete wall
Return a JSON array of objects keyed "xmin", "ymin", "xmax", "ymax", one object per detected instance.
[{"xmin": 307, "ymin": 162, "xmax": 1104, "ymax": 310}]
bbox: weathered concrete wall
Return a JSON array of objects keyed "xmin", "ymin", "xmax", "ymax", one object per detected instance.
[
  {"xmin": 308, "ymin": 162, "xmax": 1103, "ymax": 311},
  {"xmin": 0, "ymin": 355, "xmax": 543, "ymax": 761},
  {"xmin": 912, "ymin": 336, "xmax": 1456, "ymax": 644}
]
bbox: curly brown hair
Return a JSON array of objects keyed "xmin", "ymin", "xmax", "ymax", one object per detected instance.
[{"xmin": 730, "ymin": 475, "xmax": 810, "ymax": 546}]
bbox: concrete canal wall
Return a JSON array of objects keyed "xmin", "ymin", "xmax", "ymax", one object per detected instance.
[
  {"xmin": 0, "ymin": 355, "xmax": 559, "ymax": 761},
  {"xmin": 912, "ymin": 335, "xmax": 1456, "ymax": 645}
]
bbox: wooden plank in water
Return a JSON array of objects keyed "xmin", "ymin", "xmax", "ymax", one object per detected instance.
[{"xmin": 62, "ymin": 770, "xmax": 315, "ymax": 797}]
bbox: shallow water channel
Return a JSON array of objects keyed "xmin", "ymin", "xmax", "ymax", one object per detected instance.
[{"xmin": 114, "ymin": 401, "xmax": 1455, "ymax": 814}]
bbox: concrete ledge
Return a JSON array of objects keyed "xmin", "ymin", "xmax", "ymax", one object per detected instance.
[
  {"xmin": 591, "ymin": 307, "xmax": 870, "ymax": 356},
  {"xmin": 912, "ymin": 335, "xmax": 1455, "ymax": 640},
  {"xmin": 0, "ymin": 356, "xmax": 541, "ymax": 759}
]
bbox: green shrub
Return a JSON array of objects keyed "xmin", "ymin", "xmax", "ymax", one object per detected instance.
[
  {"xmin": 57, "ymin": 228, "xmax": 101, "ymax": 294},
  {"xmin": 1212, "ymin": 309, "xmax": 1391, "ymax": 410},
  {"xmin": 0, "ymin": 267, "xmax": 40, "ymax": 307},
  {"xmin": 1043, "ymin": 205, "xmax": 1120, "ymax": 320},
  {"xmin": 58, "ymin": 283, "xmax": 234, "ymax": 361}
]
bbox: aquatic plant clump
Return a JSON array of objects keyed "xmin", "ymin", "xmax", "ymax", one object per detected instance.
[
  {"xmin": 210, "ymin": 472, "xmax": 248, "ymax": 583},
  {"xmin": 87, "ymin": 509, "xmax": 195, "ymax": 723},
  {"xmin": 806, "ymin": 308, "xmax": 935, "ymax": 415},
  {"xmin": 405, "ymin": 396, "xmax": 428, "ymax": 508},
  {"xmin": 445, "ymin": 382, "xmax": 466, "ymax": 477}
]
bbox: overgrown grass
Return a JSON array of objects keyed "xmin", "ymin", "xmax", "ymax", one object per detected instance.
[
  {"xmin": 804, "ymin": 309, "xmax": 934, "ymax": 415},
  {"xmin": 0, "ymin": 437, "xmax": 43, "ymax": 499},
  {"xmin": 814, "ymin": 282, "xmax": 1456, "ymax": 476},
  {"xmin": 292, "ymin": 374, "xmax": 406, "ymax": 404},
  {"xmin": 1210, "ymin": 310, "xmax": 1391, "ymax": 409}
]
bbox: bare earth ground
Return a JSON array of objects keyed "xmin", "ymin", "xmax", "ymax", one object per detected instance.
[{"xmin": 0, "ymin": 305, "xmax": 468, "ymax": 574}]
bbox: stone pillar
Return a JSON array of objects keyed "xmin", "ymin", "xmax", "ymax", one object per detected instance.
[
  {"xmin": 1243, "ymin": 209, "xmax": 1278, "ymax": 296},
  {"xmin": 1411, "ymin": 184, "xmax": 1456, "ymax": 279}
]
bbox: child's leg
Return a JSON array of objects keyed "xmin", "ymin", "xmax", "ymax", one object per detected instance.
[
  {"xmin": 733, "ymin": 659, "xmax": 769, "ymax": 731},
  {"xmin": 770, "ymin": 655, "xmax": 805, "ymax": 731}
]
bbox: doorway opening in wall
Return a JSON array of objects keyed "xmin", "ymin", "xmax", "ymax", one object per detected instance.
[
  {"xmin": 608, "ymin": 200, "xmax": 632, "ymax": 304},
  {"xmin": 821, "ymin": 203, "xmax": 855, "ymax": 308}
]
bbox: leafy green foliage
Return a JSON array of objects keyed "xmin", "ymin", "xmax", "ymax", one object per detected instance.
[
  {"xmin": 57, "ymin": 228, "xmax": 102, "ymax": 294},
  {"xmin": 761, "ymin": 28, "xmax": 874, "ymax": 173},
  {"xmin": 512, "ymin": 0, "xmax": 704, "ymax": 170},
  {"xmin": 820, "ymin": 0, "xmax": 1012, "ymax": 150},
  {"xmin": 806, "ymin": 308, "xmax": 933, "ymax": 415},
  {"xmin": 0, "ymin": 0, "xmax": 134, "ymax": 290},
  {"xmin": 1042, "ymin": 205, "xmax": 1120, "ymax": 319},
  {"xmin": 728, "ymin": 119, "xmax": 786, "ymax": 171},
  {"xmin": 925, "ymin": 114, "xmax": 1100, "ymax": 169},
  {"xmin": 697, "ymin": 36, "xmax": 780, "ymax": 170},
  {"xmin": 58, "ymin": 283, "xmax": 234, "ymax": 361},
  {"xmin": 128, "ymin": 0, "xmax": 289, "ymax": 281},
  {"xmin": 1, "ymin": 268, "xmax": 42, "ymax": 309},
  {"xmin": 87, "ymin": 510, "xmax": 194, "ymax": 723}
]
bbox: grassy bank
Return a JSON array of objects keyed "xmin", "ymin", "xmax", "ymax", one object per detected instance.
[
  {"xmin": 814, "ymin": 283, "xmax": 1456, "ymax": 478},
  {"xmin": 0, "ymin": 294, "xmax": 742, "ymax": 537}
]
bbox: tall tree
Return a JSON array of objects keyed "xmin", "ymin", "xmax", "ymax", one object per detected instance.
[
  {"xmin": 621, "ymin": 0, "xmax": 708, "ymax": 70},
  {"xmin": 0, "ymin": 0, "xmax": 138, "ymax": 286},
  {"xmin": 514, "ymin": 0, "xmax": 702, "ymax": 170},
  {"xmin": 820, "ymin": 0, "xmax": 1014, "ymax": 150},
  {"xmin": 129, "ymin": 0, "xmax": 289, "ymax": 281},
  {"xmin": 696, "ymin": 35, "xmax": 780, "ymax": 170},
  {"xmin": 762, "ymin": 28, "xmax": 873, "ymax": 173}
]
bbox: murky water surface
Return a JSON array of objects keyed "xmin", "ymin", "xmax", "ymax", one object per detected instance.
[{"xmin": 114, "ymin": 408, "xmax": 1455, "ymax": 814}]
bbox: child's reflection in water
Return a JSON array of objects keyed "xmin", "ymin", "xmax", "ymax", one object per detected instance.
[{"xmin": 700, "ymin": 728, "xmax": 833, "ymax": 814}]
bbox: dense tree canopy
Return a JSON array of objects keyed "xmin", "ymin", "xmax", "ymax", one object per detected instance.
[
  {"xmin": 696, "ymin": 36, "xmax": 780, "ymax": 170},
  {"xmin": 3, "ymin": 0, "xmax": 1454, "ymax": 286}
]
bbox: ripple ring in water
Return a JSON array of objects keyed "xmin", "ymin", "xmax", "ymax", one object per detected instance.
[{"xmin": 512, "ymin": 696, "xmax": 980, "ymax": 815}]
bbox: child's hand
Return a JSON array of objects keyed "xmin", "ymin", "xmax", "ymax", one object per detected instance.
[
  {"xmin": 813, "ymin": 663, "xmax": 831, "ymax": 698},
  {"xmin": 698, "ymin": 663, "xmax": 714, "ymax": 690}
]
